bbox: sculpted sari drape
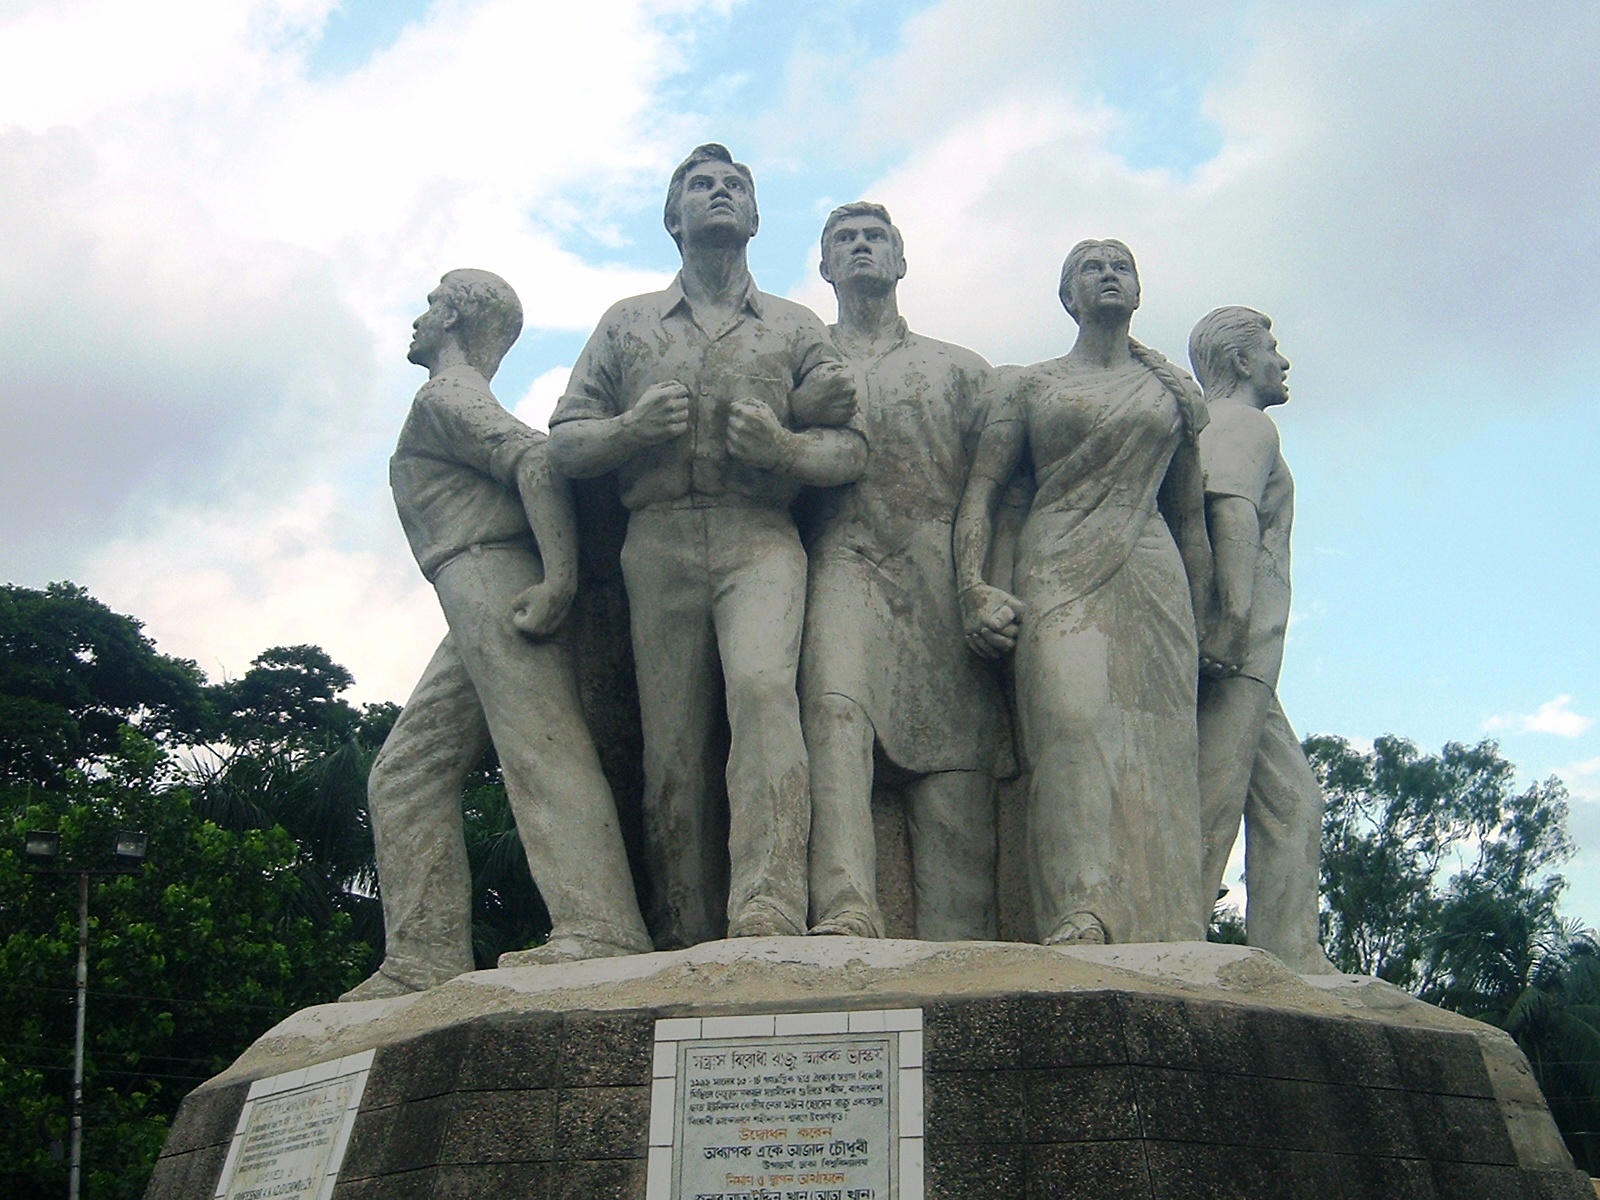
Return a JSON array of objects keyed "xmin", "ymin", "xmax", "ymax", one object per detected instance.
[{"xmin": 1008, "ymin": 357, "xmax": 1206, "ymax": 944}]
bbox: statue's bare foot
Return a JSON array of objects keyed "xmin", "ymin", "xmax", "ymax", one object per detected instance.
[
  {"xmin": 339, "ymin": 968, "xmax": 421, "ymax": 1003},
  {"xmin": 808, "ymin": 909, "xmax": 882, "ymax": 938},
  {"xmin": 1044, "ymin": 912, "xmax": 1108, "ymax": 946},
  {"xmin": 498, "ymin": 935, "xmax": 642, "ymax": 968},
  {"xmin": 727, "ymin": 900, "xmax": 803, "ymax": 938}
]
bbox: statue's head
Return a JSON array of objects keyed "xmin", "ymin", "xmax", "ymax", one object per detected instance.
[
  {"xmin": 663, "ymin": 143, "xmax": 758, "ymax": 251},
  {"xmin": 1058, "ymin": 239, "xmax": 1140, "ymax": 323},
  {"xmin": 818, "ymin": 201, "xmax": 906, "ymax": 294},
  {"xmin": 1188, "ymin": 305, "xmax": 1288, "ymax": 406},
  {"xmin": 409, "ymin": 269, "xmax": 523, "ymax": 379}
]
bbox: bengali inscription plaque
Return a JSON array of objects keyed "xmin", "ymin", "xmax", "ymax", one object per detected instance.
[
  {"xmin": 213, "ymin": 1049, "xmax": 374, "ymax": 1200},
  {"xmin": 647, "ymin": 1010, "xmax": 924, "ymax": 1200}
]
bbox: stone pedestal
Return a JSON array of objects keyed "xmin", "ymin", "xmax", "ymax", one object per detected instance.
[{"xmin": 145, "ymin": 940, "xmax": 1593, "ymax": 1200}]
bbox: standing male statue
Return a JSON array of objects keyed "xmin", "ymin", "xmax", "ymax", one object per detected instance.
[
  {"xmin": 803, "ymin": 203, "xmax": 1003, "ymax": 939},
  {"xmin": 343, "ymin": 269, "xmax": 652, "ymax": 1001},
  {"xmin": 1189, "ymin": 305, "xmax": 1335, "ymax": 973},
  {"xmin": 548, "ymin": 145, "xmax": 865, "ymax": 947}
]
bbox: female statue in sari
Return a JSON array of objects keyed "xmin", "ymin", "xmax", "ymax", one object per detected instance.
[{"xmin": 955, "ymin": 239, "xmax": 1212, "ymax": 945}]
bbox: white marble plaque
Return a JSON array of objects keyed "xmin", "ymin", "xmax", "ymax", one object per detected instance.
[
  {"xmin": 214, "ymin": 1049, "xmax": 374, "ymax": 1200},
  {"xmin": 647, "ymin": 1011, "xmax": 924, "ymax": 1200}
]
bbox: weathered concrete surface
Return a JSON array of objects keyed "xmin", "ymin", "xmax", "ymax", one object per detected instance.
[{"xmin": 151, "ymin": 942, "xmax": 1590, "ymax": 1200}]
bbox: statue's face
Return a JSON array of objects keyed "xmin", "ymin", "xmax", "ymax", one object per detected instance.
[
  {"xmin": 673, "ymin": 160, "xmax": 757, "ymax": 245},
  {"xmin": 1065, "ymin": 244, "xmax": 1140, "ymax": 319},
  {"xmin": 407, "ymin": 287, "xmax": 455, "ymax": 367},
  {"xmin": 1241, "ymin": 328, "xmax": 1290, "ymax": 406},
  {"xmin": 821, "ymin": 214, "xmax": 904, "ymax": 292}
]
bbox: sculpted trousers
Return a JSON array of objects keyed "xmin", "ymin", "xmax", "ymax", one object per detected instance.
[
  {"xmin": 1199, "ymin": 674, "xmax": 1329, "ymax": 971},
  {"xmin": 622, "ymin": 504, "xmax": 811, "ymax": 947},
  {"xmin": 806, "ymin": 692, "xmax": 997, "ymax": 939},
  {"xmin": 368, "ymin": 545, "xmax": 650, "ymax": 990},
  {"xmin": 366, "ymin": 635, "xmax": 484, "ymax": 990}
]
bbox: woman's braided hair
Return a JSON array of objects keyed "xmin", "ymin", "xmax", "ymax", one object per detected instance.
[
  {"xmin": 1130, "ymin": 338, "xmax": 1208, "ymax": 443},
  {"xmin": 1058, "ymin": 239, "xmax": 1207, "ymax": 441}
]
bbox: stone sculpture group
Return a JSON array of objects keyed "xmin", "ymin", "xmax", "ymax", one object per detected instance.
[{"xmin": 343, "ymin": 144, "xmax": 1334, "ymax": 1001}]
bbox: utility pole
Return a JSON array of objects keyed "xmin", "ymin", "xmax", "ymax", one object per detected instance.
[
  {"xmin": 23, "ymin": 830, "xmax": 148, "ymax": 1200},
  {"xmin": 70, "ymin": 871, "xmax": 89, "ymax": 1200}
]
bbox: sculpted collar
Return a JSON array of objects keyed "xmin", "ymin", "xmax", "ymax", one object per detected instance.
[
  {"xmin": 831, "ymin": 315, "xmax": 910, "ymax": 356},
  {"xmin": 658, "ymin": 272, "xmax": 766, "ymax": 322}
]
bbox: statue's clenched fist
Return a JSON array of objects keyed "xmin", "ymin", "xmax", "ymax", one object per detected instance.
[
  {"xmin": 791, "ymin": 360, "xmax": 858, "ymax": 427},
  {"xmin": 726, "ymin": 397, "xmax": 794, "ymax": 470},
  {"xmin": 622, "ymin": 380, "xmax": 691, "ymax": 444}
]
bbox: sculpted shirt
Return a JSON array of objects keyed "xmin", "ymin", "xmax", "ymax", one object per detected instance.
[
  {"xmin": 801, "ymin": 321, "xmax": 1001, "ymax": 774},
  {"xmin": 549, "ymin": 274, "xmax": 847, "ymax": 510},
  {"xmin": 1199, "ymin": 402, "xmax": 1293, "ymax": 688},
  {"xmin": 390, "ymin": 365, "xmax": 544, "ymax": 583}
]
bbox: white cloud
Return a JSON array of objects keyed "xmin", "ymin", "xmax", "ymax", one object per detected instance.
[
  {"xmin": 8, "ymin": 0, "xmax": 1600, "ymax": 736},
  {"xmin": 512, "ymin": 366, "xmax": 574, "ymax": 434},
  {"xmin": 0, "ymin": 0, "xmax": 721, "ymax": 695},
  {"xmin": 1485, "ymin": 695, "xmax": 1595, "ymax": 739},
  {"xmin": 783, "ymin": 0, "xmax": 1600, "ymax": 394},
  {"xmin": 85, "ymin": 483, "xmax": 442, "ymax": 705},
  {"xmin": 1559, "ymin": 757, "xmax": 1600, "ymax": 803}
]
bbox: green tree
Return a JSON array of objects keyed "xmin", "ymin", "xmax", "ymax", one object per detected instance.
[
  {"xmin": 1, "ymin": 732, "xmax": 369, "ymax": 1200},
  {"xmin": 1308, "ymin": 733, "xmax": 1598, "ymax": 1170},
  {"xmin": 0, "ymin": 587, "xmax": 382, "ymax": 1197},
  {"xmin": 1308, "ymin": 734, "xmax": 1573, "ymax": 992},
  {"xmin": 0, "ymin": 583, "xmax": 208, "ymax": 788},
  {"xmin": 459, "ymin": 761, "xmax": 550, "ymax": 967},
  {"xmin": 206, "ymin": 645, "xmax": 361, "ymax": 755}
]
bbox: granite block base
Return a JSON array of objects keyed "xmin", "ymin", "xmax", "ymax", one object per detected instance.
[{"xmin": 146, "ymin": 940, "xmax": 1594, "ymax": 1200}]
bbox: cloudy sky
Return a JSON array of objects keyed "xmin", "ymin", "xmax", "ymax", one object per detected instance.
[{"xmin": 2, "ymin": 0, "xmax": 1597, "ymax": 919}]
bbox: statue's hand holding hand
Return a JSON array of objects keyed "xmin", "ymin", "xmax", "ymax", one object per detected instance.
[
  {"xmin": 1198, "ymin": 614, "xmax": 1248, "ymax": 680},
  {"xmin": 790, "ymin": 361, "xmax": 857, "ymax": 427},
  {"xmin": 622, "ymin": 380, "xmax": 691, "ymax": 445},
  {"xmin": 961, "ymin": 583, "xmax": 1026, "ymax": 659},
  {"xmin": 726, "ymin": 398, "xmax": 795, "ymax": 471},
  {"xmin": 510, "ymin": 581, "xmax": 576, "ymax": 640}
]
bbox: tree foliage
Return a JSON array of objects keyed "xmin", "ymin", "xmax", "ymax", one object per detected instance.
[
  {"xmin": 1308, "ymin": 733, "xmax": 1573, "ymax": 993},
  {"xmin": 0, "ymin": 583, "xmax": 208, "ymax": 788},
  {"xmin": 0, "ymin": 585, "xmax": 378, "ymax": 1198},
  {"xmin": 0, "ymin": 733, "xmax": 370, "ymax": 1200},
  {"xmin": 206, "ymin": 644, "xmax": 361, "ymax": 754},
  {"xmin": 1307, "ymin": 733, "xmax": 1598, "ymax": 1171}
]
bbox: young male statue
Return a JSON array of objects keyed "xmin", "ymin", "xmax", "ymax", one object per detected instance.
[
  {"xmin": 1189, "ymin": 306, "xmax": 1335, "ymax": 973},
  {"xmin": 342, "ymin": 270, "xmax": 651, "ymax": 1001},
  {"xmin": 802, "ymin": 203, "xmax": 1003, "ymax": 939},
  {"xmin": 548, "ymin": 145, "xmax": 865, "ymax": 947}
]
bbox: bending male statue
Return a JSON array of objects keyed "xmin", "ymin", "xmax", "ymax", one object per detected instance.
[
  {"xmin": 1189, "ymin": 305, "xmax": 1335, "ymax": 973},
  {"xmin": 803, "ymin": 202, "xmax": 1003, "ymax": 939},
  {"xmin": 344, "ymin": 269, "xmax": 651, "ymax": 1001},
  {"xmin": 549, "ymin": 145, "xmax": 865, "ymax": 947}
]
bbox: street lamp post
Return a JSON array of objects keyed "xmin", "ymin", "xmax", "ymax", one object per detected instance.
[{"xmin": 24, "ymin": 830, "xmax": 149, "ymax": 1200}]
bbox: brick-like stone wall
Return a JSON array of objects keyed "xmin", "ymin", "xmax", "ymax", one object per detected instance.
[
  {"xmin": 331, "ymin": 1012, "xmax": 652, "ymax": 1200},
  {"xmin": 922, "ymin": 992, "xmax": 1592, "ymax": 1199},
  {"xmin": 146, "ymin": 987, "xmax": 1596, "ymax": 1199}
]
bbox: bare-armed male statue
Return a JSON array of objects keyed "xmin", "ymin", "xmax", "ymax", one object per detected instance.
[
  {"xmin": 1189, "ymin": 305, "xmax": 1335, "ymax": 973},
  {"xmin": 343, "ymin": 270, "xmax": 651, "ymax": 1001},
  {"xmin": 548, "ymin": 145, "xmax": 865, "ymax": 947},
  {"xmin": 802, "ymin": 203, "xmax": 1003, "ymax": 939}
]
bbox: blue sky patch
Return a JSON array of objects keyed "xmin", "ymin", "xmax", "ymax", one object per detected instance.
[{"xmin": 305, "ymin": 0, "xmax": 436, "ymax": 80}]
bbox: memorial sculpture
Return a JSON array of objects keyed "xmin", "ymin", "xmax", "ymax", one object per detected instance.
[
  {"xmin": 149, "ymin": 160, "xmax": 1600, "ymax": 1200},
  {"xmin": 954, "ymin": 239, "xmax": 1212, "ymax": 946},
  {"xmin": 345, "ymin": 165, "xmax": 1340, "ymax": 975},
  {"xmin": 341, "ymin": 269, "xmax": 651, "ymax": 1002},
  {"xmin": 547, "ymin": 145, "xmax": 866, "ymax": 948},
  {"xmin": 1189, "ymin": 305, "xmax": 1337, "ymax": 974},
  {"xmin": 801, "ymin": 202, "xmax": 1004, "ymax": 940}
]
